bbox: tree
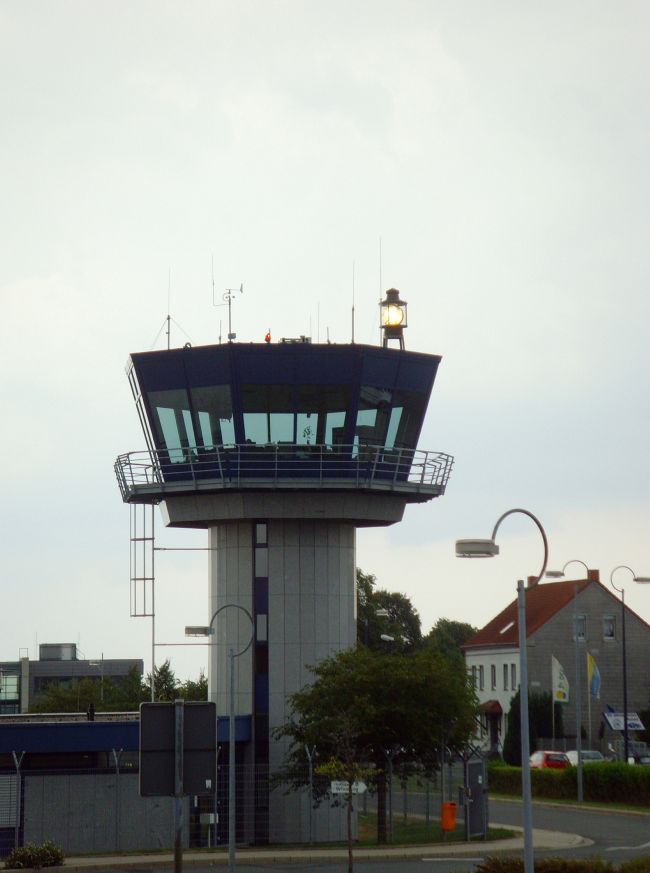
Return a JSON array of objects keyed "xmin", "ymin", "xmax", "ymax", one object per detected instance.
[
  {"xmin": 502, "ymin": 689, "xmax": 564, "ymax": 765},
  {"xmin": 356, "ymin": 568, "xmax": 422, "ymax": 652},
  {"xmin": 145, "ymin": 660, "xmax": 178, "ymax": 701},
  {"xmin": 423, "ymin": 618, "xmax": 477, "ymax": 666},
  {"xmin": 177, "ymin": 671, "xmax": 208, "ymax": 700},
  {"xmin": 274, "ymin": 644, "xmax": 477, "ymax": 843}
]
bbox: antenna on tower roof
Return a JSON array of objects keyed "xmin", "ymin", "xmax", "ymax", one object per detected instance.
[
  {"xmin": 351, "ymin": 260, "xmax": 355, "ymax": 344},
  {"xmin": 148, "ymin": 268, "xmax": 192, "ymax": 350},
  {"xmin": 212, "ymin": 256, "xmax": 243, "ymax": 343}
]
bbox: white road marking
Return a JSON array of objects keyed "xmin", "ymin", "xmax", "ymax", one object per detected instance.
[{"xmin": 606, "ymin": 841, "xmax": 650, "ymax": 851}]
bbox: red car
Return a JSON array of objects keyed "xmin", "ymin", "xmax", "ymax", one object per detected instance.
[{"xmin": 530, "ymin": 750, "xmax": 570, "ymax": 769}]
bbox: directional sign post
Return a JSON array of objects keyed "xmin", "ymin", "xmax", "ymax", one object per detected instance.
[
  {"xmin": 603, "ymin": 711, "xmax": 645, "ymax": 732},
  {"xmin": 330, "ymin": 780, "xmax": 367, "ymax": 795}
]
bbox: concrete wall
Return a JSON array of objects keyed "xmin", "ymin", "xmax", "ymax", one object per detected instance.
[
  {"xmin": 24, "ymin": 773, "xmax": 187, "ymax": 854},
  {"xmin": 208, "ymin": 517, "xmax": 356, "ymax": 843}
]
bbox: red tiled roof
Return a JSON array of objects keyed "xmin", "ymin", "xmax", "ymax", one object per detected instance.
[{"xmin": 462, "ymin": 578, "xmax": 593, "ymax": 649}]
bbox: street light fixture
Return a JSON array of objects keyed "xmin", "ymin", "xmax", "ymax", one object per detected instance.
[
  {"xmin": 609, "ymin": 566, "xmax": 650, "ymax": 764},
  {"xmin": 456, "ymin": 507, "xmax": 548, "ymax": 873},
  {"xmin": 185, "ymin": 604, "xmax": 254, "ymax": 873},
  {"xmin": 544, "ymin": 559, "xmax": 590, "ymax": 802}
]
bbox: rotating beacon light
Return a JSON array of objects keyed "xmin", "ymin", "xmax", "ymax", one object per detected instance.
[{"xmin": 380, "ymin": 288, "xmax": 408, "ymax": 349}]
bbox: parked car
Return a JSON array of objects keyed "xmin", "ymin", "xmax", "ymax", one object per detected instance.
[
  {"xmin": 530, "ymin": 750, "xmax": 571, "ymax": 769},
  {"xmin": 566, "ymin": 749, "xmax": 606, "ymax": 766}
]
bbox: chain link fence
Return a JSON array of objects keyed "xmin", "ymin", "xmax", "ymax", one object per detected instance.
[{"xmin": 0, "ymin": 756, "xmax": 485, "ymax": 856}]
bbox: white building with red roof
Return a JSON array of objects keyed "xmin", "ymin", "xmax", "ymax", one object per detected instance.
[{"xmin": 462, "ymin": 570, "xmax": 650, "ymax": 757}]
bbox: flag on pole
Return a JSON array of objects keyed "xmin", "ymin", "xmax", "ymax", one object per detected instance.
[
  {"xmin": 587, "ymin": 652, "xmax": 601, "ymax": 699},
  {"xmin": 551, "ymin": 655, "xmax": 570, "ymax": 703}
]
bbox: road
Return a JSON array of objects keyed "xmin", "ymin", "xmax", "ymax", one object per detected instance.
[{"xmin": 489, "ymin": 796, "xmax": 650, "ymax": 862}]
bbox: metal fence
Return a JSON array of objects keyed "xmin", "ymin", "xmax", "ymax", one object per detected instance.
[{"xmin": 1, "ymin": 757, "xmax": 486, "ymax": 857}]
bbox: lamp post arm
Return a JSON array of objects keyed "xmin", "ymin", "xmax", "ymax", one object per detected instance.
[
  {"xmin": 610, "ymin": 565, "xmax": 635, "ymax": 595},
  {"xmin": 562, "ymin": 559, "xmax": 589, "ymax": 576},
  {"xmin": 490, "ymin": 508, "xmax": 549, "ymax": 586}
]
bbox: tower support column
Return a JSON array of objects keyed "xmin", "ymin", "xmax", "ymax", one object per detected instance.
[{"xmin": 208, "ymin": 517, "xmax": 356, "ymax": 843}]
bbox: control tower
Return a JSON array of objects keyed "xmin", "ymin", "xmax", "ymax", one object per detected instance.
[{"xmin": 115, "ymin": 316, "xmax": 453, "ymax": 844}]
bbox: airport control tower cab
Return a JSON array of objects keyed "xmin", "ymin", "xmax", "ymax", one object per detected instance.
[{"xmin": 115, "ymin": 293, "xmax": 453, "ymax": 845}]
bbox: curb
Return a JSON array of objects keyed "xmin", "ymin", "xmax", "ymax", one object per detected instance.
[{"xmin": 57, "ymin": 828, "xmax": 592, "ymax": 870}]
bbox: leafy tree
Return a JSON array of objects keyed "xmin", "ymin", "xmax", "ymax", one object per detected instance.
[
  {"xmin": 274, "ymin": 644, "xmax": 476, "ymax": 843},
  {"xmin": 356, "ymin": 568, "xmax": 422, "ymax": 652},
  {"xmin": 31, "ymin": 662, "xmax": 209, "ymax": 712},
  {"xmin": 316, "ymin": 757, "xmax": 374, "ymax": 873},
  {"xmin": 502, "ymin": 689, "xmax": 564, "ymax": 765},
  {"xmin": 423, "ymin": 618, "xmax": 477, "ymax": 666},
  {"xmin": 145, "ymin": 660, "xmax": 178, "ymax": 701},
  {"xmin": 177, "ymin": 671, "xmax": 208, "ymax": 701}
]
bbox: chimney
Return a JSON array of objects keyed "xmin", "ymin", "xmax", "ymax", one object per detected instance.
[
  {"xmin": 587, "ymin": 569, "xmax": 600, "ymax": 582},
  {"xmin": 527, "ymin": 575, "xmax": 537, "ymax": 588}
]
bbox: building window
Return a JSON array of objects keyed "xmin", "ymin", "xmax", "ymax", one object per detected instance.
[
  {"xmin": 479, "ymin": 665, "xmax": 484, "ymax": 691},
  {"xmin": 491, "ymin": 665, "xmax": 497, "ymax": 690},
  {"xmin": 603, "ymin": 615, "xmax": 616, "ymax": 640},
  {"xmin": 471, "ymin": 665, "xmax": 477, "ymax": 688},
  {"xmin": 574, "ymin": 614, "xmax": 587, "ymax": 642},
  {"xmin": 503, "ymin": 664, "xmax": 509, "ymax": 691},
  {"xmin": 511, "ymin": 663, "xmax": 517, "ymax": 690}
]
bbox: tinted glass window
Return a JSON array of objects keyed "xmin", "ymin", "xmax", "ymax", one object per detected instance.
[
  {"xmin": 148, "ymin": 389, "xmax": 196, "ymax": 462},
  {"xmin": 190, "ymin": 385, "xmax": 235, "ymax": 447}
]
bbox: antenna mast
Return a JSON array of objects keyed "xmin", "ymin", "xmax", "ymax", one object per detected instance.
[
  {"xmin": 351, "ymin": 261, "xmax": 355, "ymax": 344},
  {"xmin": 212, "ymin": 256, "xmax": 243, "ymax": 343}
]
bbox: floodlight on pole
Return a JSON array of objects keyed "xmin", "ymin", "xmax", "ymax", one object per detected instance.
[{"xmin": 456, "ymin": 507, "xmax": 548, "ymax": 873}]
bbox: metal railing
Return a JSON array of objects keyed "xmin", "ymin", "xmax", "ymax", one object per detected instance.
[{"xmin": 115, "ymin": 443, "xmax": 453, "ymax": 502}]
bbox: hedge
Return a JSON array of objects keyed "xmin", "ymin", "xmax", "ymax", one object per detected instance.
[
  {"xmin": 488, "ymin": 762, "xmax": 650, "ymax": 806},
  {"xmin": 476, "ymin": 858, "xmax": 650, "ymax": 873}
]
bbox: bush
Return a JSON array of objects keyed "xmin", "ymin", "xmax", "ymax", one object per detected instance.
[
  {"xmin": 476, "ymin": 859, "xmax": 616, "ymax": 873},
  {"xmin": 4, "ymin": 841, "xmax": 64, "ymax": 869},
  {"xmin": 620, "ymin": 860, "xmax": 650, "ymax": 873},
  {"xmin": 487, "ymin": 760, "xmax": 650, "ymax": 806}
]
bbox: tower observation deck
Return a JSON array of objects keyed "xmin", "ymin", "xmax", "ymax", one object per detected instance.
[{"xmin": 115, "ymin": 338, "xmax": 453, "ymax": 844}]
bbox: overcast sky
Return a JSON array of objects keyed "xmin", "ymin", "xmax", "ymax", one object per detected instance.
[{"xmin": 2, "ymin": 1, "xmax": 649, "ymax": 682}]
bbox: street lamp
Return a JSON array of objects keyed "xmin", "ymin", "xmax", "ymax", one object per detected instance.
[
  {"xmin": 609, "ymin": 566, "xmax": 650, "ymax": 764},
  {"xmin": 544, "ymin": 559, "xmax": 590, "ymax": 803},
  {"xmin": 186, "ymin": 604, "xmax": 254, "ymax": 873},
  {"xmin": 456, "ymin": 507, "xmax": 548, "ymax": 873}
]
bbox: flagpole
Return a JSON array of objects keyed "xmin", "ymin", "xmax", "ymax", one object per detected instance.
[
  {"xmin": 587, "ymin": 653, "xmax": 592, "ymax": 748},
  {"xmin": 574, "ymin": 585, "xmax": 584, "ymax": 803}
]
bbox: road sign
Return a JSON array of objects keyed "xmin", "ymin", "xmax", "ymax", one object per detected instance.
[
  {"xmin": 140, "ymin": 700, "xmax": 217, "ymax": 797},
  {"xmin": 330, "ymin": 780, "xmax": 367, "ymax": 795},
  {"xmin": 603, "ymin": 711, "xmax": 645, "ymax": 732}
]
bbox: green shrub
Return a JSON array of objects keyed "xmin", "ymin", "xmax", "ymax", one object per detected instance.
[
  {"xmin": 4, "ymin": 841, "xmax": 64, "ymax": 869},
  {"xmin": 476, "ymin": 859, "xmax": 616, "ymax": 873},
  {"xmin": 488, "ymin": 759, "xmax": 650, "ymax": 807},
  {"xmin": 619, "ymin": 859, "xmax": 650, "ymax": 873}
]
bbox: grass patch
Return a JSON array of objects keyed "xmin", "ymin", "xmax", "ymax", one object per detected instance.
[
  {"xmin": 357, "ymin": 813, "xmax": 514, "ymax": 845},
  {"xmin": 489, "ymin": 792, "xmax": 650, "ymax": 814}
]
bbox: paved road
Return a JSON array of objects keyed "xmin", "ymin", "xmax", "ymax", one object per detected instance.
[{"xmin": 489, "ymin": 797, "xmax": 650, "ymax": 862}]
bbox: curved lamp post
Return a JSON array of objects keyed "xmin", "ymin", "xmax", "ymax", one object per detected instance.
[
  {"xmin": 456, "ymin": 508, "xmax": 548, "ymax": 873},
  {"xmin": 544, "ymin": 559, "xmax": 590, "ymax": 802},
  {"xmin": 609, "ymin": 567, "xmax": 650, "ymax": 764},
  {"xmin": 186, "ymin": 604, "xmax": 254, "ymax": 873}
]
